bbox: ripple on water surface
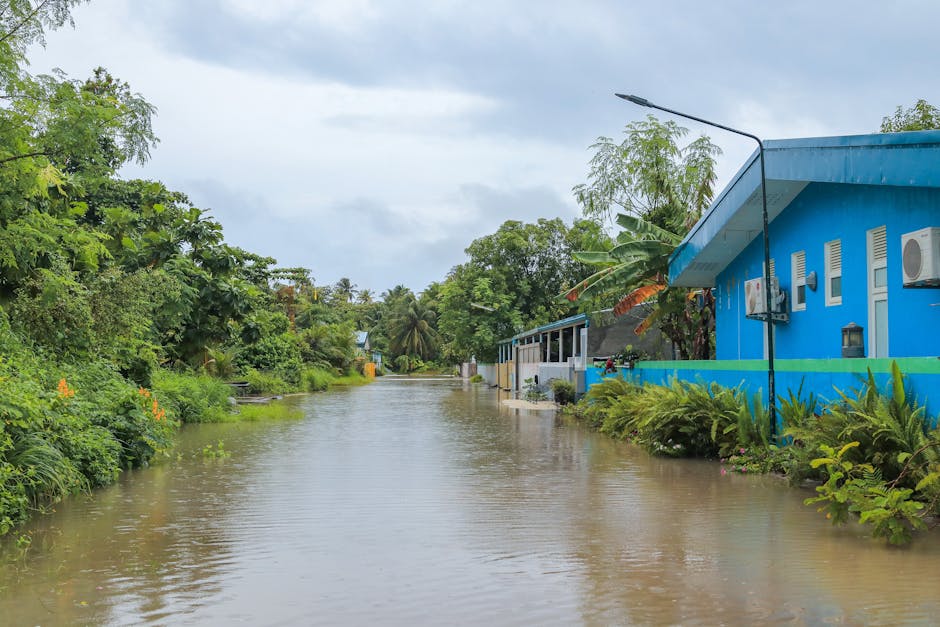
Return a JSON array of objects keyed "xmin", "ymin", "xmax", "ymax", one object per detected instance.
[{"xmin": 3, "ymin": 380, "xmax": 940, "ymax": 625}]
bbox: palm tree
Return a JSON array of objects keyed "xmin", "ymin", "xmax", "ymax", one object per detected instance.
[
  {"xmin": 333, "ymin": 277, "xmax": 357, "ymax": 303},
  {"xmin": 562, "ymin": 213, "xmax": 714, "ymax": 359},
  {"xmin": 388, "ymin": 295, "xmax": 438, "ymax": 361},
  {"xmin": 567, "ymin": 116, "xmax": 721, "ymax": 359},
  {"xmin": 381, "ymin": 284, "xmax": 412, "ymax": 306}
]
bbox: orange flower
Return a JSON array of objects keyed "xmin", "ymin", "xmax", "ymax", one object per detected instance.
[
  {"xmin": 148, "ymin": 395, "xmax": 167, "ymax": 421},
  {"xmin": 57, "ymin": 378, "xmax": 75, "ymax": 398}
]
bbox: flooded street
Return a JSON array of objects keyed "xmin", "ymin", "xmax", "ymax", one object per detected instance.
[{"xmin": 3, "ymin": 378, "xmax": 940, "ymax": 625}]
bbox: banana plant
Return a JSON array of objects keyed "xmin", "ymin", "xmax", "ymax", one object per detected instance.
[{"xmin": 561, "ymin": 213, "xmax": 715, "ymax": 358}]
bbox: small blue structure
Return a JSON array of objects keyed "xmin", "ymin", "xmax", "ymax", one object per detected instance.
[{"xmin": 593, "ymin": 130, "xmax": 940, "ymax": 415}]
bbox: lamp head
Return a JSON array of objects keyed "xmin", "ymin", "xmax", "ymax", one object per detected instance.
[{"xmin": 615, "ymin": 93, "xmax": 652, "ymax": 107}]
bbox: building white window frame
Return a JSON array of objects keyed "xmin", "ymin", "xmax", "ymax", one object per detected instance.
[
  {"xmin": 824, "ymin": 239, "xmax": 842, "ymax": 307},
  {"xmin": 791, "ymin": 250, "xmax": 807, "ymax": 312},
  {"xmin": 867, "ymin": 225, "xmax": 888, "ymax": 358}
]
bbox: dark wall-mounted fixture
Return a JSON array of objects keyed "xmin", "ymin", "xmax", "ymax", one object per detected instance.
[{"xmin": 841, "ymin": 322, "xmax": 865, "ymax": 358}]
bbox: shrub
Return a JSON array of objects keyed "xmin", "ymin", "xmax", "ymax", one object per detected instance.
[
  {"xmin": 469, "ymin": 374, "xmax": 484, "ymax": 383},
  {"xmin": 523, "ymin": 377, "xmax": 546, "ymax": 402},
  {"xmin": 151, "ymin": 370, "xmax": 232, "ymax": 424},
  {"xmin": 573, "ymin": 377, "xmax": 638, "ymax": 429},
  {"xmin": 244, "ymin": 368, "xmax": 292, "ymax": 395},
  {"xmin": 87, "ymin": 384, "xmax": 177, "ymax": 469},
  {"xmin": 301, "ymin": 367, "xmax": 334, "ymax": 392},
  {"xmin": 550, "ymin": 379, "xmax": 575, "ymax": 405},
  {"xmin": 787, "ymin": 363, "xmax": 936, "ymax": 490}
]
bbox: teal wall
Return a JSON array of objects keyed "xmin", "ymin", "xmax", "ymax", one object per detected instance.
[
  {"xmin": 585, "ymin": 357, "xmax": 940, "ymax": 420},
  {"xmin": 715, "ymin": 183, "xmax": 940, "ymax": 360}
]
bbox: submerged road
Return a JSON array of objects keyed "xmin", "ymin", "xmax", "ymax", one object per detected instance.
[{"xmin": 2, "ymin": 378, "xmax": 940, "ymax": 625}]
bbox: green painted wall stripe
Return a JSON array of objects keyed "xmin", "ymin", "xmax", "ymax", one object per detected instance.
[{"xmin": 637, "ymin": 357, "xmax": 940, "ymax": 375}]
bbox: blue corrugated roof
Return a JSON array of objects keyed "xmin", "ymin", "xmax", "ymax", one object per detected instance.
[
  {"xmin": 668, "ymin": 130, "xmax": 940, "ymax": 287},
  {"xmin": 505, "ymin": 312, "xmax": 591, "ymax": 343}
]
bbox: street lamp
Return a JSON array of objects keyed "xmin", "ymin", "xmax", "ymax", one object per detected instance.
[{"xmin": 615, "ymin": 93, "xmax": 777, "ymax": 437}]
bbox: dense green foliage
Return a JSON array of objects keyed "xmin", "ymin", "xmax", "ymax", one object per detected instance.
[
  {"xmin": 571, "ymin": 364, "xmax": 940, "ymax": 544},
  {"xmin": 880, "ymin": 99, "xmax": 940, "ymax": 132},
  {"xmin": 0, "ymin": 309, "xmax": 175, "ymax": 534},
  {"xmin": 0, "ymin": 3, "xmax": 396, "ymax": 537},
  {"xmin": 549, "ymin": 379, "xmax": 576, "ymax": 405},
  {"xmin": 438, "ymin": 218, "xmax": 611, "ymax": 362},
  {"xmin": 566, "ymin": 117, "xmax": 720, "ymax": 358}
]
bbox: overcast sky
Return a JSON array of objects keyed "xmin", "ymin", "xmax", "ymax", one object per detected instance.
[{"xmin": 27, "ymin": 0, "xmax": 940, "ymax": 294}]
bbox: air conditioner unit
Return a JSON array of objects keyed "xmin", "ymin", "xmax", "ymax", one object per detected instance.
[
  {"xmin": 744, "ymin": 276, "xmax": 784, "ymax": 316},
  {"xmin": 901, "ymin": 227, "xmax": 940, "ymax": 286}
]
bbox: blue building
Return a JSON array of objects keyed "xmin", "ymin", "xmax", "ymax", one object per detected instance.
[{"xmin": 589, "ymin": 130, "xmax": 940, "ymax": 415}]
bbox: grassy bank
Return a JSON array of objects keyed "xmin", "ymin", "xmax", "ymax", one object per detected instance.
[{"xmin": 569, "ymin": 362, "xmax": 940, "ymax": 545}]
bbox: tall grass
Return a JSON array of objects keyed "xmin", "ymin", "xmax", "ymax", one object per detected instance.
[
  {"xmin": 8, "ymin": 434, "xmax": 85, "ymax": 505},
  {"xmin": 152, "ymin": 370, "xmax": 232, "ymax": 423},
  {"xmin": 230, "ymin": 402, "xmax": 304, "ymax": 422},
  {"xmin": 301, "ymin": 367, "xmax": 334, "ymax": 392}
]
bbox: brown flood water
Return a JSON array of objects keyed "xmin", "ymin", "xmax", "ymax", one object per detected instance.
[{"xmin": 2, "ymin": 378, "xmax": 940, "ymax": 625}]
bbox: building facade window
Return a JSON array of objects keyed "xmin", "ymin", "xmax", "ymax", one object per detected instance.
[
  {"xmin": 825, "ymin": 239, "xmax": 842, "ymax": 306},
  {"xmin": 867, "ymin": 225, "xmax": 888, "ymax": 358},
  {"xmin": 791, "ymin": 250, "xmax": 806, "ymax": 311}
]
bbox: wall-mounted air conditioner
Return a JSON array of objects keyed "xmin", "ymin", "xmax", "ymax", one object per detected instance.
[
  {"xmin": 901, "ymin": 227, "xmax": 940, "ymax": 287},
  {"xmin": 744, "ymin": 276, "xmax": 785, "ymax": 316}
]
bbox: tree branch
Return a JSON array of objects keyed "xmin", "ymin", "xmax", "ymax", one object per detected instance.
[
  {"xmin": 0, "ymin": 150, "xmax": 47, "ymax": 165},
  {"xmin": 0, "ymin": 0, "xmax": 51, "ymax": 45}
]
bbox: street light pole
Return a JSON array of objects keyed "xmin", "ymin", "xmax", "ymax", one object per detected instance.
[{"xmin": 615, "ymin": 93, "xmax": 777, "ymax": 437}]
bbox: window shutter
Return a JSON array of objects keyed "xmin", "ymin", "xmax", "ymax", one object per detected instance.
[
  {"xmin": 825, "ymin": 239, "xmax": 842, "ymax": 306},
  {"xmin": 871, "ymin": 226, "xmax": 887, "ymax": 262},
  {"xmin": 791, "ymin": 251, "xmax": 806, "ymax": 310},
  {"xmin": 829, "ymin": 240, "xmax": 842, "ymax": 273}
]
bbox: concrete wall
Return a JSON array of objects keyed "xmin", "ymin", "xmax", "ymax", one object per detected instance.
[
  {"xmin": 715, "ymin": 183, "xmax": 940, "ymax": 360},
  {"xmin": 477, "ymin": 363, "xmax": 497, "ymax": 385},
  {"xmin": 585, "ymin": 357, "xmax": 940, "ymax": 420}
]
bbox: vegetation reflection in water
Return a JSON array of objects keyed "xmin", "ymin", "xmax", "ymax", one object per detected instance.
[{"xmin": 4, "ymin": 382, "xmax": 940, "ymax": 624}]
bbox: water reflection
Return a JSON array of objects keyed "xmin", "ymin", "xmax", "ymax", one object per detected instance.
[{"xmin": 2, "ymin": 380, "xmax": 940, "ymax": 625}]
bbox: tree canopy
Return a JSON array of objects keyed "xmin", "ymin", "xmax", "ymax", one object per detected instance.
[
  {"xmin": 566, "ymin": 116, "xmax": 721, "ymax": 359},
  {"xmin": 880, "ymin": 99, "xmax": 940, "ymax": 132},
  {"xmin": 438, "ymin": 218, "xmax": 611, "ymax": 362}
]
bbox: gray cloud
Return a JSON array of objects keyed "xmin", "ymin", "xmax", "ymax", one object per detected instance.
[
  {"xmin": 130, "ymin": 0, "xmax": 940, "ymax": 141},
  {"xmin": 458, "ymin": 183, "xmax": 577, "ymax": 226},
  {"xmin": 28, "ymin": 0, "xmax": 940, "ymax": 296}
]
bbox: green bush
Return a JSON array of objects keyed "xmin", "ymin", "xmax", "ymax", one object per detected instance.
[
  {"xmin": 572, "ymin": 377, "xmax": 764, "ymax": 458},
  {"xmin": 550, "ymin": 379, "xmax": 575, "ymax": 405},
  {"xmin": 786, "ymin": 364, "xmax": 936, "ymax": 489},
  {"xmin": 152, "ymin": 370, "xmax": 232, "ymax": 423},
  {"xmin": 244, "ymin": 368, "xmax": 292, "ymax": 394},
  {"xmin": 237, "ymin": 331, "xmax": 302, "ymax": 373},
  {"xmin": 574, "ymin": 377, "xmax": 638, "ymax": 429},
  {"xmin": 301, "ymin": 367, "xmax": 334, "ymax": 392},
  {"xmin": 469, "ymin": 373, "xmax": 484, "ymax": 383}
]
